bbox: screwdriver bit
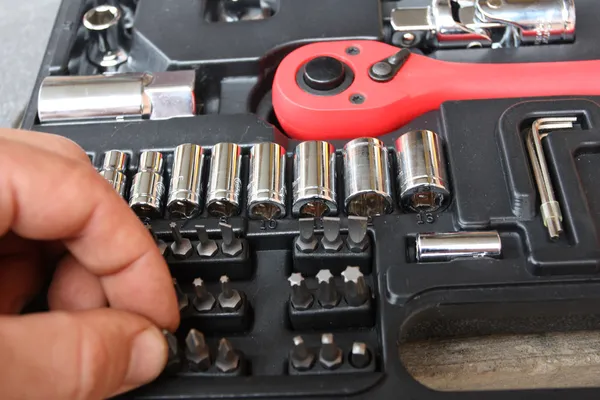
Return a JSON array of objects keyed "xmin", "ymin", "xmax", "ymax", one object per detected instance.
[
  {"xmin": 163, "ymin": 330, "xmax": 182, "ymax": 375},
  {"xmin": 341, "ymin": 266, "xmax": 370, "ymax": 307},
  {"xmin": 288, "ymin": 273, "xmax": 314, "ymax": 311},
  {"xmin": 218, "ymin": 275, "xmax": 242, "ymax": 312},
  {"xmin": 195, "ymin": 225, "xmax": 219, "ymax": 257},
  {"xmin": 318, "ymin": 333, "xmax": 342, "ymax": 370},
  {"xmin": 173, "ymin": 278, "xmax": 189, "ymax": 312},
  {"xmin": 192, "ymin": 277, "xmax": 216, "ymax": 312},
  {"xmin": 146, "ymin": 224, "xmax": 168, "ymax": 257},
  {"xmin": 220, "ymin": 222, "xmax": 243, "ymax": 257},
  {"xmin": 346, "ymin": 216, "xmax": 369, "ymax": 252},
  {"xmin": 169, "ymin": 222, "xmax": 193, "ymax": 259},
  {"xmin": 349, "ymin": 342, "xmax": 371, "ymax": 369},
  {"xmin": 316, "ymin": 269, "xmax": 339, "ymax": 308},
  {"xmin": 289, "ymin": 336, "xmax": 315, "ymax": 371},
  {"xmin": 215, "ymin": 338, "xmax": 240, "ymax": 373},
  {"xmin": 296, "ymin": 218, "xmax": 318, "ymax": 253},
  {"xmin": 321, "ymin": 217, "xmax": 343, "ymax": 252},
  {"xmin": 185, "ymin": 329, "xmax": 211, "ymax": 372}
]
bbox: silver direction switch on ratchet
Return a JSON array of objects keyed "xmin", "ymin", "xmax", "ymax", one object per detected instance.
[{"xmin": 37, "ymin": 71, "xmax": 196, "ymax": 123}]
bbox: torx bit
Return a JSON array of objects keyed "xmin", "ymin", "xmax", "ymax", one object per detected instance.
[
  {"xmin": 169, "ymin": 222, "xmax": 193, "ymax": 259},
  {"xmin": 289, "ymin": 336, "xmax": 315, "ymax": 371},
  {"xmin": 296, "ymin": 218, "xmax": 318, "ymax": 253},
  {"xmin": 163, "ymin": 330, "xmax": 182, "ymax": 375},
  {"xmin": 218, "ymin": 275, "xmax": 242, "ymax": 312},
  {"xmin": 195, "ymin": 225, "xmax": 219, "ymax": 257},
  {"xmin": 145, "ymin": 224, "xmax": 168, "ymax": 257},
  {"xmin": 321, "ymin": 217, "xmax": 343, "ymax": 252},
  {"xmin": 288, "ymin": 273, "xmax": 314, "ymax": 310},
  {"xmin": 215, "ymin": 338, "xmax": 240, "ymax": 373},
  {"xmin": 346, "ymin": 216, "xmax": 369, "ymax": 252},
  {"xmin": 185, "ymin": 329, "xmax": 211, "ymax": 372},
  {"xmin": 318, "ymin": 333, "xmax": 342, "ymax": 370},
  {"xmin": 192, "ymin": 277, "xmax": 216, "ymax": 312},
  {"xmin": 220, "ymin": 222, "xmax": 243, "ymax": 257},
  {"xmin": 526, "ymin": 117, "xmax": 575, "ymax": 240},
  {"xmin": 173, "ymin": 278, "xmax": 189, "ymax": 312},
  {"xmin": 316, "ymin": 269, "xmax": 339, "ymax": 308},
  {"xmin": 349, "ymin": 342, "xmax": 371, "ymax": 369},
  {"xmin": 341, "ymin": 266, "xmax": 369, "ymax": 307}
]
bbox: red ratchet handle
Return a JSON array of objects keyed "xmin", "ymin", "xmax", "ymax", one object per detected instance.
[{"xmin": 272, "ymin": 40, "xmax": 600, "ymax": 140}]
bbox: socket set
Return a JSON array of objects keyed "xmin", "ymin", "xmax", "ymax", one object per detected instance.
[{"xmin": 19, "ymin": 0, "xmax": 600, "ymax": 399}]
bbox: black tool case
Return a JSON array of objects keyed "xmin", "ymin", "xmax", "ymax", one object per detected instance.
[{"xmin": 20, "ymin": 0, "xmax": 600, "ymax": 399}]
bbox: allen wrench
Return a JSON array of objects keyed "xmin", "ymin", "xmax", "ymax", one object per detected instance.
[{"xmin": 525, "ymin": 116, "xmax": 577, "ymax": 240}]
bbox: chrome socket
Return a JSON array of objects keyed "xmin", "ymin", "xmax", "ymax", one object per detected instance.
[
  {"xmin": 167, "ymin": 144, "xmax": 205, "ymax": 218},
  {"xmin": 206, "ymin": 142, "xmax": 243, "ymax": 217},
  {"xmin": 292, "ymin": 141, "xmax": 337, "ymax": 217},
  {"xmin": 416, "ymin": 231, "xmax": 502, "ymax": 262},
  {"xmin": 37, "ymin": 71, "xmax": 196, "ymax": 123},
  {"xmin": 82, "ymin": 5, "xmax": 128, "ymax": 69},
  {"xmin": 343, "ymin": 138, "xmax": 393, "ymax": 217},
  {"xmin": 98, "ymin": 150, "xmax": 129, "ymax": 198},
  {"xmin": 395, "ymin": 130, "xmax": 450, "ymax": 213},
  {"xmin": 247, "ymin": 142, "xmax": 287, "ymax": 220},
  {"xmin": 129, "ymin": 151, "xmax": 166, "ymax": 218}
]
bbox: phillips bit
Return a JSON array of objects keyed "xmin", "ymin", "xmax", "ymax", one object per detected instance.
[
  {"xmin": 295, "ymin": 218, "xmax": 318, "ymax": 253},
  {"xmin": 145, "ymin": 224, "xmax": 168, "ymax": 257},
  {"xmin": 215, "ymin": 338, "xmax": 240, "ymax": 373},
  {"xmin": 349, "ymin": 342, "xmax": 371, "ymax": 369},
  {"xmin": 289, "ymin": 336, "xmax": 315, "ymax": 371},
  {"xmin": 346, "ymin": 216, "xmax": 369, "ymax": 252},
  {"xmin": 185, "ymin": 329, "xmax": 211, "ymax": 372},
  {"xmin": 341, "ymin": 266, "xmax": 369, "ymax": 307},
  {"xmin": 163, "ymin": 330, "xmax": 182, "ymax": 375},
  {"xmin": 288, "ymin": 273, "xmax": 314, "ymax": 311},
  {"xmin": 192, "ymin": 277, "xmax": 216, "ymax": 312},
  {"xmin": 318, "ymin": 333, "xmax": 343, "ymax": 370},
  {"xmin": 169, "ymin": 222, "xmax": 193, "ymax": 259},
  {"xmin": 218, "ymin": 275, "xmax": 243, "ymax": 312},
  {"xmin": 321, "ymin": 217, "xmax": 343, "ymax": 252},
  {"xmin": 173, "ymin": 278, "xmax": 189, "ymax": 312},
  {"xmin": 195, "ymin": 225, "xmax": 219, "ymax": 257},
  {"xmin": 220, "ymin": 222, "xmax": 243, "ymax": 257},
  {"xmin": 316, "ymin": 269, "xmax": 339, "ymax": 308}
]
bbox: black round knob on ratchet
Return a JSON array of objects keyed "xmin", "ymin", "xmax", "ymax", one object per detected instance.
[{"xmin": 302, "ymin": 57, "xmax": 346, "ymax": 91}]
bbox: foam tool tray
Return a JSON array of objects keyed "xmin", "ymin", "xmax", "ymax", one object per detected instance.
[{"xmin": 19, "ymin": 0, "xmax": 600, "ymax": 399}]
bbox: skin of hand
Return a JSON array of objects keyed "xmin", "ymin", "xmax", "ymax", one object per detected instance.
[{"xmin": 0, "ymin": 128, "xmax": 180, "ymax": 399}]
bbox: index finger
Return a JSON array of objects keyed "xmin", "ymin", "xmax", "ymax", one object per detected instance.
[{"xmin": 0, "ymin": 135, "xmax": 178, "ymax": 330}]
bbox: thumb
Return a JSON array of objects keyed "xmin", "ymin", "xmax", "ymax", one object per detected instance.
[{"xmin": 0, "ymin": 309, "xmax": 168, "ymax": 400}]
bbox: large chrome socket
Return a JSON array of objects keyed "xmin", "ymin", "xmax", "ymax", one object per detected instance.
[
  {"xmin": 206, "ymin": 143, "xmax": 243, "ymax": 217},
  {"xmin": 37, "ymin": 71, "xmax": 196, "ymax": 123},
  {"xmin": 98, "ymin": 150, "xmax": 129, "ymax": 198},
  {"xmin": 416, "ymin": 231, "xmax": 502, "ymax": 262},
  {"xmin": 129, "ymin": 151, "xmax": 165, "ymax": 218},
  {"xmin": 395, "ymin": 130, "xmax": 450, "ymax": 213},
  {"xmin": 292, "ymin": 141, "xmax": 337, "ymax": 217},
  {"xmin": 343, "ymin": 138, "xmax": 393, "ymax": 217},
  {"xmin": 167, "ymin": 144, "xmax": 204, "ymax": 218},
  {"xmin": 247, "ymin": 142, "xmax": 287, "ymax": 220}
]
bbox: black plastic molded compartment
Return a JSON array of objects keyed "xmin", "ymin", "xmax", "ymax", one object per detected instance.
[{"xmin": 20, "ymin": 0, "xmax": 600, "ymax": 399}]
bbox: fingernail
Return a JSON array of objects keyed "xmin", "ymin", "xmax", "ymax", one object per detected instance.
[{"xmin": 125, "ymin": 327, "xmax": 168, "ymax": 386}]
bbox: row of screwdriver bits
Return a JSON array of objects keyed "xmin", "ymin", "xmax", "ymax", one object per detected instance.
[
  {"xmin": 288, "ymin": 267, "xmax": 375, "ymax": 330},
  {"xmin": 294, "ymin": 216, "xmax": 372, "ymax": 275},
  {"xmin": 289, "ymin": 334, "xmax": 375, "ymax": 374},
  {"xmin": 164, "ymin": 330, "xmax": 246, "ymax": 376}
]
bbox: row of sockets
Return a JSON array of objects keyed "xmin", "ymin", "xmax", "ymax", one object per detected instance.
[
  {"xmin": 164, "ymin": 330, "xmax": 375, "ymax": 376},
  {"xmin": 98, "ymin": 130, "xmax": 450, "ymax": 220}
]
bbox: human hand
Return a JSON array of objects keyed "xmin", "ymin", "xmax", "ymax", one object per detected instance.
[{"xmin": 0, "ymin": 129, "xmax": 179, "ymax": 399}]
